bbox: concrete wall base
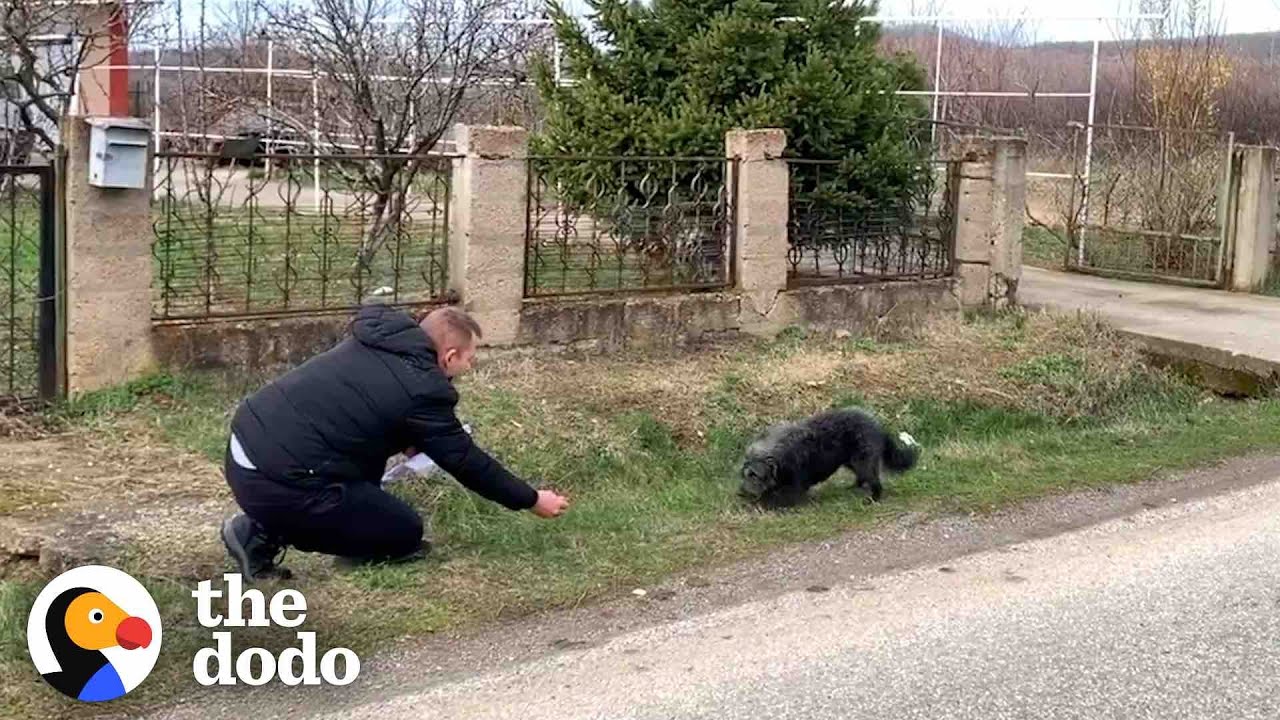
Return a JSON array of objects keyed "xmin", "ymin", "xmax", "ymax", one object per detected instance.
[{"xmin": 154, "ymin": 279, "xmax": 956, "ymax": 374}]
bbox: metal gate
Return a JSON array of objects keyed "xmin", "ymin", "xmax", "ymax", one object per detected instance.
[
  {"xmin": 0, "ymin": 165, "xmax": 59, "ymax": 402},
  {"xmin": 1066, "ymin": 124, "xmax": 1232, "ymax": 287}
]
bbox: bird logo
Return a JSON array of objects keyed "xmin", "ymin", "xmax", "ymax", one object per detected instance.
[{"xmin": 27, "ymin": 565, "xmax": 162, "ymax": 702}]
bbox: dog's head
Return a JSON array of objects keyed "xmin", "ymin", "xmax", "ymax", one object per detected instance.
[{"xmin": 738, "ymin": 452, "xmax": 779, "ymax": 500}]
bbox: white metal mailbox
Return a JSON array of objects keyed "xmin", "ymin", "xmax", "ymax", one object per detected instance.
[{"xmin": 87, "ymin": 118, "xmax": 151, "ymax": 189}]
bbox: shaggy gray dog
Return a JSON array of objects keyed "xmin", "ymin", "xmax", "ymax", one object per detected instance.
[{"xmin": 739, "ymin": 408, "xmax": 919, "ymax": 507}]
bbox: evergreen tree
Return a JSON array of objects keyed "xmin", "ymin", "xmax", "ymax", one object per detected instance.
[{"xmin": 533, "ymin": 0, "xmax": 932, "ymax": 213}]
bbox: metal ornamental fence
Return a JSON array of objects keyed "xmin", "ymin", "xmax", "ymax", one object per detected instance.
[
  {"xmin": 524, "ymin": 156, "xmax": 736, "ymax": 297},
  {"xmin": 0, "ymin": 165, "xmax": 57, "ymax": 401},
  {"xmin": 786, "ymin": 159, "xmax": 956, "ymax": 286},
  {"xmin": 152, "ymin": 152, "xmax": 453, "ymax": 321}
]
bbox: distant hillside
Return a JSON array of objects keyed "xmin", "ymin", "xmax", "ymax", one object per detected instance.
[
  {"xmin": 880, "ymin": 26, "xmax": 1280, "ymax": 143},
  {"xmin": 126, "ymin": 24, "xmax": 1280, "ymax": 146}
]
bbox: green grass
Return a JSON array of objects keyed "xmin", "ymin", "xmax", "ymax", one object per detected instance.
[
  {"xmin": 0, "ymin": 196, "xmax": 47, "ymax": 397},
  {"xmin": 285, "ymin": 164, "xmax": 449, "ymax": 196},
  {"xmin": 3, "ymin": 310, "xmax": 1280, "ymax": 718},
  {"xmin": 152, "ymin": 203, "xmax": 449, "ymax": 319},
  {"xmin": 1022, "ymin": 225, "xmax": 1069, "ymax": 269}
]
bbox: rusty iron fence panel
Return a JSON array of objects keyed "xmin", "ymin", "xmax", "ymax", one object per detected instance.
[
  {"xmin": 524, "ymin": 155, "xmax": 736, "ymax": 297},
  {"xmin": 152, "ymin": 152, "xmax": 453, "ymax": 321},
  {"xmin": 1065, "ymin": 123, "xmax": 1230, "ymax": 286}
]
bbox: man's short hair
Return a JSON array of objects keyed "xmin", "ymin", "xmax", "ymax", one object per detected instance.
[{"xmin": 423, "ymin": 306, "xmax": 483, "ymax": 345}]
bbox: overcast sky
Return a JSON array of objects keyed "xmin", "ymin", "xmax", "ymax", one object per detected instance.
[
  {"xmin": 541, "ymin": 0, "xmax": 1280, "ymax": 41},
  {"xmin": 872, "ymin": 0, "xmax": 1280, "ymax": 40},
  {"xmin": 171, "ymin": 0, "xmax": 1280, "ymax": 43}
]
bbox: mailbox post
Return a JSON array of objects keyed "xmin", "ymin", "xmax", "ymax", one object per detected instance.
[
  {"xmin": 86, "ymin": 117, "xmax": 151, "ymax": 189},
  {"xmin": 63, "ymin": 116, "xmax": 155, "ymax": 393}
]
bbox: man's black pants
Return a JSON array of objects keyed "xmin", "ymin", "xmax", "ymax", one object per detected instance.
[{"xmin": 224, "ymin": 450, "xmax": 426, "ymax": 561}]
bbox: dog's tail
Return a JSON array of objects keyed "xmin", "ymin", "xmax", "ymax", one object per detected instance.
[{"xmin": 882, "ymin": 431, "xmax": 920, "ymax": 473}]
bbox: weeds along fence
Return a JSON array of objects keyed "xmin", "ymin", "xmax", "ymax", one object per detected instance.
[
  {"xmin": 1026, "ymin": 123, "xmax": 1231, "ymax": 285},
  {"xmin": 151, "ymin": 152, "xmax": 453, "ymax": 321},
  {"xmin": 523, "ymin": 156, "xmax": 737, "ymax": 297}
]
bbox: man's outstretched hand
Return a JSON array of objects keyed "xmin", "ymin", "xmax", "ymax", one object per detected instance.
[{"xmin": 531, "ymin": 489, "xmax": 570, "ymax": 518}]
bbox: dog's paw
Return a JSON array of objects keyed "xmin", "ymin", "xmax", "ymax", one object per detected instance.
[
  {"xmin": 857, "ymin": 488, "xmax": 883, "ymax": 504},
  {"xmin": 898, "ymin": 431, "xmax": 918, "ymax": 447}
]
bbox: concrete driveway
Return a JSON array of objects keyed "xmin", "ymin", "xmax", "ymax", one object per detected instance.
[{"xmin": 1020, "ymin": 267, "xmax": 1280, "ymax": 388}]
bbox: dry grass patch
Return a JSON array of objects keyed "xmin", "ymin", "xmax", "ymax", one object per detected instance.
[
  {"xmin": 468, "ymin": 310, "xmax": 1175, "ymax": 448},
  {"xmin": 0, "ymin": 425, "xmax": 224, "ymax": 518},
  {"xmin": 470, "ymin": 348, "xmax": 738, "ymax": 444}
]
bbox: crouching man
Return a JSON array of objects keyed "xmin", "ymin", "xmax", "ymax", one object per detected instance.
[{"xmin": 220, "ymin": 304, "xmax": 569, "ymax": 580}]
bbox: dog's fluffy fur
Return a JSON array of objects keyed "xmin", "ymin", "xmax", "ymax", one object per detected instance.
[{"xmin": 739, "ymin": 408, "xmax": 919, "ymax": 507}]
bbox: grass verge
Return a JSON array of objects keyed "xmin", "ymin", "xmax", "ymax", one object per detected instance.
[
  {"xmin": 2, "ymin": 309, "xmax": 1278, "ymax": 719},
  {"xmin": 1022, "ymin": 225, "xmax": 1069, "ymax": 269}
]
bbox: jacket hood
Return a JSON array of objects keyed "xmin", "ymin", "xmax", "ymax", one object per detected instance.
[{"xmin": 350, "ymin": 304, "xmax": 436, "ymax": 360}]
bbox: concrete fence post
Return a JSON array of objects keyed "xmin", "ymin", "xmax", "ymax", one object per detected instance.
[
  {"xmin": 725, "ymin": 128, "xmax": 790, "ymax": 334},
  {"xmin": 62, "ymin": 116, "xmax": 155, "ymax": 394},
  {"xmin": 1228, "ymin": 145, "xmax": 1276, "ymax": 292},
  {"xmin": 448, "ymin": 125, "xmax": 528, "ymax": 345},
  {"xmin": 952, "ymin": 136, "xmax": 1028, "ymax": 308}
]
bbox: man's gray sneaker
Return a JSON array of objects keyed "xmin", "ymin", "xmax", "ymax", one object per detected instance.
[{"xmin": 220, "ymin": 513, "xmax": 291, "ymax": 581}]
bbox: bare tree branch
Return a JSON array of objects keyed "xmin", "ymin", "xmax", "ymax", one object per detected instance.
[
  {"xmin": 254, "ymin": 0, "xmax": 543, "ymax": 262},
  {"xmin": 0, "ymin": 1, "xmax": 155, "ymax": 162}
]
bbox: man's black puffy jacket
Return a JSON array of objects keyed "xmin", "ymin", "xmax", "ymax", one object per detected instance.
[{"xmin": 229, "ymin": 304, "xmax": 538, "ymax": 511}]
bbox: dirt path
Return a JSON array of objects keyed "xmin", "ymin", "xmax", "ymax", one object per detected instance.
[
  {"xmin": 129, "ymin": 452, "xmax": 1280, "ymax": 720},
  {"xmin": 0, "ymin": 428, "xmax": 234, "ymax": 578}
]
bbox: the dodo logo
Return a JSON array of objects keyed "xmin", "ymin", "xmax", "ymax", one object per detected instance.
[{"xmin": 27, "ymin": 565, "xmax": 162, "ymax": 702}]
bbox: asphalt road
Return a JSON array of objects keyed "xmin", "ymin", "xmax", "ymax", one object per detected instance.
[{"xmin": 319, "ymin": 477, "xmax": 1280, "ymax": 720}]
